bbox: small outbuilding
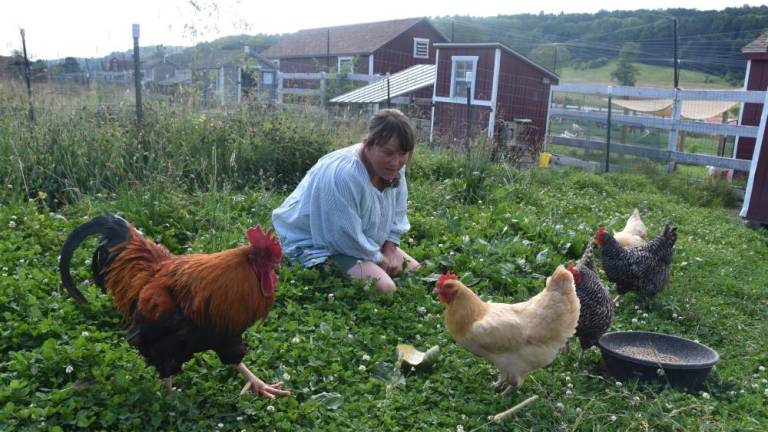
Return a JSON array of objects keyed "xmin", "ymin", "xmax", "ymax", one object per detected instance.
[{"xmin": 739, "ymin": 32, "xmax": 768, "ymax": 225}]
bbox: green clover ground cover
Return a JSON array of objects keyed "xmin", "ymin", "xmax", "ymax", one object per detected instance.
[{"xmin": 1, "ymin": 160, "xmax": 767, "ymax": 431}]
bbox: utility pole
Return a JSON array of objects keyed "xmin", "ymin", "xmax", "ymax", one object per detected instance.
[
  {"xmin": 553, "ymin": 45, "xmax": 558, "ymax": 75},
  {"xmin": 673, "ymin": 17, "xmax": 679, "ymax": 88},
  {"xmin": 19, "ymin": 29, "xmax": 35, "ymax": 124},
  {"xmin": 451, "ymin": 19, "xmax": 455, "ymax": 42}
]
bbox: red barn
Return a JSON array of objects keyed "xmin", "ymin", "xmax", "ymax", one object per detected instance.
[
  {"xmin": 739, "ymin": 32, "xmax": 768, "ymax": 225},
  {"xmin": 261, "ymin": 17, "xmax": 447, "ymax": 75},
  {"xmin": 430, "ymin": 43, "xmax": 558, "ymax": 146}
]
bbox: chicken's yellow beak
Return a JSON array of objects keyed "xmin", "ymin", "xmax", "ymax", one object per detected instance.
[{"xmin": 432, "ymin": 287, "xmax": 439, "ymax": 294}]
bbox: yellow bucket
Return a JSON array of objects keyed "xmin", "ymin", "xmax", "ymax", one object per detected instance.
[{"xmin": 538, "ymin": 152, "xmax": 551, "ymax": 168}]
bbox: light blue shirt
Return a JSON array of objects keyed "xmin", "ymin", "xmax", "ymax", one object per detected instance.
[{"xmin": 272, "ymin": 143, "xmax": 410, "ymax": 267}]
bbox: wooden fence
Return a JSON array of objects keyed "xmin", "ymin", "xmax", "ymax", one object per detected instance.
[{"xmin": 545, "ymin": 83, "xmax": 768, "ymax": 173}]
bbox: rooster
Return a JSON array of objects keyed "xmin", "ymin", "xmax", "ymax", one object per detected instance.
[
  {"xmin": 59, "ymin": 215, "xmax": 290, "ymax": 399},
  {"xmin": 593, "ymin": 223, "xmax": 677, "ymax": 298},
  {"xmin": 566, "ymin": 245, "xmax": 613, "ymax": 353},
  {"xmin": 433, "ymin": 266, "xmax": 580, "ymax": 395},
  {"xmin": 614, "ymin": 209, "xmax": 647, "ymax": 248}
]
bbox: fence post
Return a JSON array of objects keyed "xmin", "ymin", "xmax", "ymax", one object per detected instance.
[
  {"xmin": 277, "ymin": 72, "xmax": 284, "ymax": 104},
  {"xmin": 132, "ymin": 24, "xmax": 143, "ymax": 125},
  {"xmin": 605, "ymin": 87, "xmax": 612, "ymax": 172},
  {"xmin": 19, "ymin": 29, "xmax": 35, "ymax": 125},
  {"xmin": 666, "ymin": 88, "xmax": 682, "ymax": 173},
  {"xmin": 320, "ymin": 72, "xmax": 327, "ymax": 107}
]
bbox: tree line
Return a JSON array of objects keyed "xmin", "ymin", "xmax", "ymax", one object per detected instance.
[{"xmin": 431, "ymin": 6, "xmax": 768, "ymax": 83}]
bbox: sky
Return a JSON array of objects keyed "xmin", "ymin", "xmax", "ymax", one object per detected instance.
[{"xmin": 2, "ymin": 0, "xmax": 765, "ymax": 59}]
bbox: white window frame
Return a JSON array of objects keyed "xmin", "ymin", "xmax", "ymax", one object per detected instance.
[
  {"xmin": 413, "ymin": 38, "xmax": 430, "ymax": 59},
  {"xmin": 450, "ymin": 56, "xmax": 478, "ymax": 100},
  {"xmin": 337, "ymin": 56, "xmax": 354, "ymax": 74}
]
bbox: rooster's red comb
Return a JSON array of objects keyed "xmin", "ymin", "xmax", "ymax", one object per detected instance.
[
  {"xmin": 247, "ymin": 225, "xmax": 282, "ymax": 261},
  {"xmin": 595, "ymin": 226, "xmax": 607, "ymax": 237},
  {"xmin": 436, "ymin": 272, "xmax": 459, "ymax": 290}
]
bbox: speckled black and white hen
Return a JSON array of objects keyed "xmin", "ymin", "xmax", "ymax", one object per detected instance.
[
  {"xmin": 594, "ymin": 223, "xmax": 677, "ymax": 298},
  {"xmin": 567, "ymin": 244, "xmax": 613, "ymax": 350}
]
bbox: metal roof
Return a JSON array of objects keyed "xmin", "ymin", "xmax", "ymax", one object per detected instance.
[{"xmin": 330, "ymin": 64, "xmax": 435, "ymax": 104}]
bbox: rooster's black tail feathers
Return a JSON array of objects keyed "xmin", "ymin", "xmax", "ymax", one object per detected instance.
[{"xmin": 59, "ymin": 215, "xmax": 130, "ymax": 303}]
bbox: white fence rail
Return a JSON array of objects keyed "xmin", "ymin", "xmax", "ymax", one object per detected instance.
[
  {"xmin": 277, "ymin": 72, "xmax": 383, "ymax": 103},
  {"xmin": 547, "ymin": 83, "xmax": 768, "ymax": 172}
]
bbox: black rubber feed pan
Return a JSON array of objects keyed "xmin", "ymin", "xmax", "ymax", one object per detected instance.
[{"xmin": 598, "ymin": 331, "xmax": 719, "ymax": 392}]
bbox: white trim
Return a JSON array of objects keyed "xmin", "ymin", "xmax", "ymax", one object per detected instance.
[
  {"xmin": 413, "ymin": 37, "xmax": 430, "ymax": 59},
  {"xmin": 368, "ymin": 55, "xmax": 374, "ymax": 75},
  {"xmin": 449, "ymin": 56, "xmax": 478, "ymax": 100},
  {"xmin": 337, "ymin": 56, "xmax": 354, "ymax": 74},
  {"xmin": 741, "ymin": 88, "xmax": 768, "ymax": 218},
  {"xmin": 434, "ymin": 96, "xmax": 493, "ymax": 107},
  {"xmin": 430, "ymin": 48, "xmax": 439, "ymax": 142},
  {"xmin": 488, "ymin": 48, "xmax": 501, "ymax": 137},
  {"xmin": 735, "ymin": 59, "xmax": 752, "ymax": 158}
]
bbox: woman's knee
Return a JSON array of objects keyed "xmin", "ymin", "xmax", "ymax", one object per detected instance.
[{"xmin": 376, "ymin": 277, "xmax": 397, "ymax": 294}]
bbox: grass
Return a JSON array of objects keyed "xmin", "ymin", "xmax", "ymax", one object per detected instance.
[
  {"xmin": 560, "ymin": 61, "xmax": 737, "ymax": 89},
  {"xmin": 1, "ymin": 146, "xmax": 767, "ymax": 430},
  {"xmin": 0, "ymin": 85, "xmax": 765, "ymax": 430}
]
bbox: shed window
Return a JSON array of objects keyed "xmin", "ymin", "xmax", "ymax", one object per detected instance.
[
  {"xmin": 413, "ymin": 38, "xmax": 429, "ymax": 59},
  {"xmin": 338, "ymin": 57, "xmax": 354, "ymax": 74},
  {"xmin": 450, "ymin": 56, "xmax": 478, "ymax": 99}
]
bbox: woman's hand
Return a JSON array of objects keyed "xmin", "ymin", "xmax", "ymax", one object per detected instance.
[{"xmin": 380, "ymin": 241, "xmax": 402, "ymax": 276}]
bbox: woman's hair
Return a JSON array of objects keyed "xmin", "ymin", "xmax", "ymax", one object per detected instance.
[{"xmin": 364, "ymin": 109, "xmax": 416, "ymax": 154}]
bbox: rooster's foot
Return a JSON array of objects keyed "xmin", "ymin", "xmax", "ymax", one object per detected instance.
[{"xmin": 234, "ymin": 362, "xmax": 291, "ymax": 400}]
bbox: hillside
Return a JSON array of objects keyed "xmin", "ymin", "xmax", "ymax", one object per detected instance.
[
  {"xmin": 431, "ymin": 6, "xmax": 768, "ymax": 82},
  {"xmin": 560, "ymin": 60, "xmax": 737, "ymax": 88}
]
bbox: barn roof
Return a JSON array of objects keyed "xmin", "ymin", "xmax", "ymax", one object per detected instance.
[
  {"xmin": 434, "ymin": 42, "xmax": 559, "ymax": 81},
  {"xmin": 262, "ymin": 18, "xmax": 437, "ymax": 58},
  {"xmin": 330, "ymin": 64, "xmax": 435, "ymax": 103},
  {"xmin": 742, "ymin": 32, "xmax": 768, "ymax": 53}
]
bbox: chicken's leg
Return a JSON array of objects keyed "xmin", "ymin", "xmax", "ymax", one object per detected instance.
[{"xmin": 233, "ymin": 362, "xmax": 290, "ymax": 399}]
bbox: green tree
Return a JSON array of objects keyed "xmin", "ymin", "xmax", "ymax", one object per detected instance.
[
  {"xmin": 611, "ymin": 42, "xmax": 640, "ymax": 86},
  {"xmin": 529, "ymin": 44, "xmax": 571, "ymax": 74},
  {"xmin": 62, "ymin": 57, "xmax": 82, "ymax": 73}
]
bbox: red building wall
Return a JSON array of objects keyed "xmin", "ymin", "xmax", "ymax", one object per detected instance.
[
  {"xmin": 737, "ymin": 58, "xmax": 768, "ymax": 160},
  {"xmin": 495, "ymin": 50, "xmax": 557, "ymax": 147},
  {"xmin": 432, "ymin": 45, "xmax": 557, "ymax": 147},
  {"xmin": 741, "ymin": 54, "xmax": 768, "ymax": 224},
  {"xmin": 432, "ymin": 104, "xmax": 491, "ymax": 143},
  {"xmin": 373, "ymin": 21, "xmax": 447, "ymax": 74},
  {"xmin": 433, "ymin": 47, "xmax": 496, "ymax": 101}
]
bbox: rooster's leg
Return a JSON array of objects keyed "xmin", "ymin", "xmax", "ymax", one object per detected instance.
[
  {"xmin": 493, "ymin": 374, "xmax": 507, "ymax": 393},
  {"xmin": 234, "ymin": 362, "xmax": 290, "ymax": 399},
  {"xmin": 163, "ymin": 377, "xmax": 173, "ymax": 392}
]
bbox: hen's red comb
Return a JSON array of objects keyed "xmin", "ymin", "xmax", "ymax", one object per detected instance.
[
  {"xmin": 595, "ymin": 226, "xmax": 607, "ymax": 237},
  {"xmin": 566, "ymin": 263, "xmax": 582, "ymax": 284},
  {"xmin": 247, "ymin": 225, "xmax": 282, "ymax": 261},
  {"xmin": 436, "ymin": 272, "xmax": 459, "ymax": 289}
]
